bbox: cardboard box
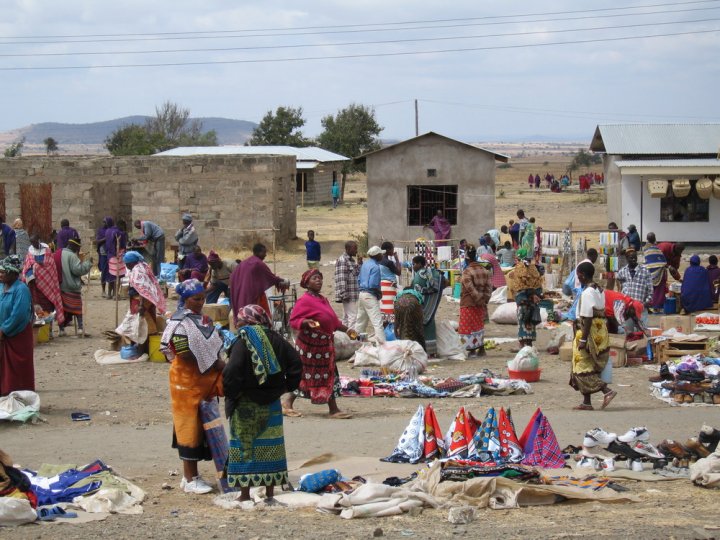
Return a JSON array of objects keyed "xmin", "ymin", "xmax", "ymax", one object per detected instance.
[
  {"xmin": 609, "ymin": 347, "xmax": 626, "ymax": 368},
  {"xmin": 660, "ymin": 315, "xmax": 692, "ymax": 334},
  {"xmin": 559, "ymin": 342, "xmax": 573, "ymax": 362},
  {"xmin": 202, "ymin": 303, "xmax": 230, "ymax": 324}
]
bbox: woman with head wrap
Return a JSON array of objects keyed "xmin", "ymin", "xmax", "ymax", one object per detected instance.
[
  {"xmin": 681, "ymin": 255, "xmax": 713, "ymax": 313},
  {"xmin": 104, "ymin": 217, "xmax": 128, "ymax": 299},
  {"xmin": 405, "ymin": 255, "xmax": 445, "ymax": 354},
  {"xmin": 160, "ymin": 278, "xmax": 225, "ymax": 495},
  {"xmin": 223, "ymin": 305, "xmax": 302, "ymax": 503},
  {"xmin": 570, "ymin": 261, "xmax": 616, "ymax": 411},
  {"xmin": 12, "ymin": 219, "xmax": 30, "ymax": 264},
  {"xmin": 123, "ymin": 251, "xmax": 167, "ymax": 341},
  {"xmin": 458, "ymin": 246, "xmax": 492, "ymax": 357},
  {"xmin": 21, "ymin": 234, "xmax": 65, "ymax": 332},
  {"xmin": 507, "ymin": 248, "xmax": 544, "ymax": 348},
  {"xmin": 281, "ymin": 268, "xmax": 356, "ymax": 419},
  {"xmin": 0, "ymin": 255, "xmax": 34, "ymax": 395}
]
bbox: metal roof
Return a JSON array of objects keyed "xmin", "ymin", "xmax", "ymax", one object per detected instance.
[
  {"xmin": 356, "ymin": 131, "xmax": 510, "ymax": 162},
  {"xmin": 590, "ymin": 124, "xmax": 720, "ymax": 155},
  {"xmin": 615, "ymin": 159, "xmax": 720, "ymax": 168},
  {"xmin": 154, "ymin": 145, "xmax": 349, "ymax": 162}
]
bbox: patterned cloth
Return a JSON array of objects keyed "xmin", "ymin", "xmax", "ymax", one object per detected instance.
[
  {"xmin": 236, "ymin": 325, "xmax": 281, "ymax": 385},
  {"xmin": 383, "ymin": 405, "xmax": 425, "ymax": 463},
  {"xmin": 394, "ymin": 293, "xmax": 425, "ymax": 350},
  {"xmin": 458, "ymin": 305, "xmax": 485, "ymax": 351},
  {"xmin": 380, "ymin": 280, "xmax": 397, "ymax": 323},
  {"xmin": 295, "ymin": 328, "xmax": 340, "ymax": 404},
  {"xmin": 161, "ymin": 309, "xmax": 223, "ymax": 374},
  {"xmin": 227, "ymin": 397, "xmax": 289, "ymax": 489},
  {"xmin": 519, "ymin": 409, "xmax": 565, "ymax": 469},
  {"xmin": 411, "ymin": 266, "xmax": 443, "ymax": 354},
  {"xmin": 21, "ymin": 244, "xmax": 65, "ymax": 326},
  {"xmin": 498, "ymin": 408, "xmax": 524, "ymax": 463},
  {"xmin": 473, "ymin": 407, "xmax": 501, "ymax": 462},
  {"xmin": 616, "ymin": 264, "xmax": 653, "ymax": 306},
  {"xmin": 61, "ymin": 290, "xmax": 82, "ymax": 316},
  {"xmin": 423, "ymin": 404, "xmax": 445, "ymax": 461},
  {"xmin": 334, "ymin": 252, "xmax": 360, "ymax": 303},
  {"xmin": 480, "ymin": 253, "xmax": 506, "ymax": 289},
  {"xmin": 444, "ymin": 407, "xmax": 480, "ymax": 459},
  {"xmin": 129, "ymin": 261, "xmax": 167, "ymax": 313},
  {"xmin": 571, "ymin": 305, "xmax": 610, "ymax": 395},
  {"xmin": 199, "ymin": 399, "xmax": 230, "ymax": 493}
]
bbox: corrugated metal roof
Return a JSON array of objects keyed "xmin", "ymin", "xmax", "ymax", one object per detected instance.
[
  {"xmin": 615, "ymin": 159, "xmax": 720, "ymax": 168},
  {"xmin": 154, "ymin": 145, "xmax": 349, "ymax": 162},
  {"xmin": 356, "ymin": 131, "xmax": 510, "ymax": 162},
  {"xmin": 590, "ymin": 124, "xmax": 720, "ymax": 155}
]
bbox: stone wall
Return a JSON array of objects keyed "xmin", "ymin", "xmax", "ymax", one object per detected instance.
[{"xmin": 0, "ymin": 154, "xmax": 296, "ymax": 253}]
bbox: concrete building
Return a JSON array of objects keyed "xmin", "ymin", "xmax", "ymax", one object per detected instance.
[
  {"xmin": 0, "ymin": 154, "xmax": 296, "ymax": 253},
  {"xmin": 156, "ymin": 145, "xmax": 349, "ymax": 206},
  {"xmin": 590, "ymin": 124, "xmax": 720, "ymax": 242},
  {"xmin": 358, "ymin": 132, "xmax": 508, "ymax": 246}
]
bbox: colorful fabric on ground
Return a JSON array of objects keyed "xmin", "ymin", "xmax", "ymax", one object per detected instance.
[
  {"xmin": 458, "ymin": 305, "xmax": 485, "ymax": 351},
  {"xmin": 129, "ymin": 261, "xmax": 167, "ymax": 313},
  {"xmin": 423, "ymin": 403, "xmax": 445, "ymax": 460},
  {"xmin": 383, "ymin": 405, "xmax": 425, "ymax": 463},
  {"xmin": 295, "ymin": 327, "xmax": 339, "ymax": 404},
  {"xmin": 226, "ymin": 397, "xmax": 289, "ymax": 489},
  {"xmin": 394, "ymin": 293, "xmax": 425, "ymax": 349},
  {"xmin": 199, "ymin": 399, "xmax": 230, "ymax": 493},
  {"xmin": 498, "ymin": 407, "xmax": 524, "ymax": 463},
  {"xmin": 520, "ymin": 409, "xmax": 565, "ymax": 468},
  {"xmin": 21, "ymin": 245, "xmax": 65, "ymax": 326},
  {"xmin": 444, "ymin": 407, "xmax": 479, "ymax": 459},
  {"xmin": 236, "ymin": 324, "xmax": 281, "ymax": 385},
  {"xmin": 473, "ymin": 407, "xmax": 502, "ymax": 462},
  {"xmin": 61, "ymin": 290, "xmax": 82, "ymax": 316}
]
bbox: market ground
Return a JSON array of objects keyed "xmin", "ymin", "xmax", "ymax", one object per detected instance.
[{"xmin": 3, "ymin": 159, "xmax": 720, "ymax": 539}]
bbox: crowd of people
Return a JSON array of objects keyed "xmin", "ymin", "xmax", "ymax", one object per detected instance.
[{"xmin": 524, "ymin": 172, "xmax": 603, "ymax": 193}]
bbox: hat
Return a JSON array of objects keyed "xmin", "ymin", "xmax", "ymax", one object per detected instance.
[
  {"xmin": 207, "ymin": 250, "xmax": 221, "ymax": 263},
  {"xmin": 300, "ymin": 268, "xmax": 321, "ymax": 289},
  {"xmin": 367, "ymin": 246, "xmax": 385, "ymax": 257},
  {"xmin": 68, "ymin": 238, "xmax": 82, "ymax": 248},
  {"xmin": 182, "ymin": 213, "xmax": 193, "ymax": 222},
  {"xmin": 123, "ymin": 251, "xmax": 144, "ymax": 264}
]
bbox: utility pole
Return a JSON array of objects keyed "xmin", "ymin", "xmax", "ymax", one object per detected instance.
[{"xmin": 414, "ymin": 99, "xmax": 419, "ymax": 136}]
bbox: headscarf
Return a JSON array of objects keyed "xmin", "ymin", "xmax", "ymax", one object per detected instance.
[
  {"xmin": 103, "ymin": 217, "xmax": 114, "ymax": 228},
  {"xmin": 300, "ymin": 268, "xmax": 321, "ymax": 289},
  {"xmin": 237, "ymin": 324, "xmax": 281, "ymax": 385},
  {"xmin": 175, "ymin": 278, "xmax": 205, "ymax": 299},
  {"xmin": 236, "ymin": 304, "xmax": 271, "ymax": 327},
  {"xmin": 12, "ymin": 218, "xmax": 23, "ymax": 230},
  {"xmin": 690, "ymin": 254, "xmax": 701, "ymax": 266},
  {"xmin": 396, "ymin": 288, "xmax": 424, "ymax": 304},
  {"xmin": 0, "ymin": 255, "xmax": 22, "ymax": 274},
  {"xmin": 207, "ymin": 250, "xmax": 221, "ymax": 263},
  {"xmin": 123, "ymin": 251, "xmax": 144, "ymax": 264},
  {"xmin": 182, "ymin": 213, "xmax": 193, "ymax": 223}
]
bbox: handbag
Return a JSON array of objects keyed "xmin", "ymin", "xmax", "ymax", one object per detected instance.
[{"xmin": 530, "ymin": 304, "xmax": 542, "ymax": 326}]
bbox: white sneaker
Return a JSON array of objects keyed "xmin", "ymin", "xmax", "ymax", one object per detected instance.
[
  {"xmin": 632, "ymin": 441, "xmax": 664, "ymax": 459},
  {"xmin": 601, "ymin": 458, "xmax": 615, "ymax": 472},
  {"xmin": 180, "ymin": 476, "xmax": 213, "ymax": 494},
  {"xmin": 577, "ymin": 456, "xmax": 600, "ymax": 470},
  {"xmin": 583, "ymin": 428, "xmax": 617, "ymax": 447},
  {"xmin": 618, "ymin": 427, "xmax": 650, "ymax": 443}
]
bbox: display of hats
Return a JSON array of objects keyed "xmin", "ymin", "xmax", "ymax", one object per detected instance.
[
  {"xmin": 713, "ymin": 178, "xmax": 720, "ymax": 199},
  {"xmin": 672, "ymin": 179, "xmax": 691, "ymax": 198},
  {"xmin": 696, "ymin": 177, "xmax": 713, "ymax": 199},
  {"xmin": 647, "ymin": 179, "xmax": 668, "ymax": 198}
]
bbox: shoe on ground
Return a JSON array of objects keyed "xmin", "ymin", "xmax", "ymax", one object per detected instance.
[
  {"xmin": 631, "ymin": 441, "xmax": 664, "ymax": 459},
  {"xmin": 699, "ymin": 425, "xmax": 720, "ymax": 452},
  {"xmin": 601, "ymin": 457, "xmax": 615, "ymax": 472},
  {"xmin": 583, "ymin": 427, "xmax": 617, "ymax": 447},
  {"xmin": 180, "ymin": 476, "xmax": 213, "ymax": 494},
  {"xmin": 577, "ymin": 456, "xmax": 600, "ymax": 470},
  {"xmin": 618, "ymin": 426, "xmax": 650, "ymax": 443}
]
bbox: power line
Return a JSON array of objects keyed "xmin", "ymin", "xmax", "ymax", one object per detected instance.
[
  {"xmin": 0, "ymin": 28, "xmax": 716, "ymax": 71},
  {"xmin": 2, "ymin": 0, "xmax": 717, "ymax": 39},
  {"xmin": 1, "ymin": 17, "xmax": 716, "ymax": 58},
  {"xmin": 0, "ymin": 4, "xmax": 717, "ymax": 45}
]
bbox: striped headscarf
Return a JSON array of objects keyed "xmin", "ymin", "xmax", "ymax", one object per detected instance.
[{"xmin": 236, "ymin": 304, "xmax": 271, "ymax": 327}]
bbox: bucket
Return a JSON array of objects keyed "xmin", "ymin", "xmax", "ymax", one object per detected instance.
[
  {"xmin": 120, "ymin": 344, "xmax": 139, "ymax": 360},
  {"xmin": 507, "ymin": 368, "xmax": 541, "ymax": 382},
  {"xmin": 36, "ymin": 324, "xmax": 50, "ymax": 344},
  {"xmin": 453, "ymin": 282, "xmax": 461, "ymax": 299},
  {"xmin": 663, "ymin": 297, "xmax": 677, "ymax": 315},
  {"xmin": 148, "ymin": 334, "xmax": 166, "ymax": 362}
]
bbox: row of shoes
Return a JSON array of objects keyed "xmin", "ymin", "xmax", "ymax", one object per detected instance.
[
  {"xmin": 657, "ymin": 425, "xmax": 720, "ymax": 466},
  {"xmin": 649, "ymin": 363, "xmax": 720, "ymax": 403}
]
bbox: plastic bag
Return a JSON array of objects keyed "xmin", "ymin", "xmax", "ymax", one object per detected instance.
[
  {"xmin": 0, "ymin": 498, "xmax": 37, "ymax": 526},
  {"xmin": 352, "ymin": 343, "xmax": 380, "ymax": 367},
  {"xmin": 490, "ymin": 302, "xmax": 518, "ymax": 324},
  {"xmin": 436, "ymin": 320, "xmax": 467, "ymax": 360},
  {"xmin": 159, "ymin": 262, "xmax": 179, "ymax": 283},
  {"xmin": 115, "ymin": 311, "xmax": 148, "ymax": 345},
  {"xmin": 378, "ymin": 340, "xmax": 428, "ymax": 374},
  {"xmin": 334, "ymin": 331, "xmax": 362, "ymax": 361},
  {"xmin": 489, "ymin": 286, "xmax": 507, "ymax": 304},
  {"xmin": 507, "ymin": 346, "xmax": 540, "ymax": 371},
  {"xmin": 562, "ymin": 270, "xmax": 576, "ymax": 297},
  {"xmin": 384, "ymin": 323, "xmax": 397, "ymax": 342}
]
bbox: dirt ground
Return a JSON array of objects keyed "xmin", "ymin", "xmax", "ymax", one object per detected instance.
[{"xmin": 3, "ymin": 159, "xmax": 720, "ymax": 539}]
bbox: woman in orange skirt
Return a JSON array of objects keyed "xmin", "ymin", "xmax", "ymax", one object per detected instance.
[{"xmin": 458, "ymin": 247, "xmax": 492, "ymax": 357}]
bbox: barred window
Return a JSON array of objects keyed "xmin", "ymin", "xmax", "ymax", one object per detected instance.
[{"xmin": 407, "ymin": 185, "xmax": 458, "ymax": 226}]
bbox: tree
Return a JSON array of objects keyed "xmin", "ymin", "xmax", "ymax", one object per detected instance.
[
  {"xmin": 317, "ymin": 103, "xmax": 383, "ymax": 174},
  {"xmin": 3, "ymin": 137, "xmax": 25, "ymax": 157},
  {"xmin": 247, "ymin": 106, "xmax": 310, "ymax": 146},
  {"xmin": 566, "ymin": 148, "xmax": 601, "ymax": 177},
  {"xmin": 105, "ymin": 100, "xmax": 218, "ymax": 156},
  {"xmin": 43, "ymin": 137, "xmax": 59, "ymax": 156}
]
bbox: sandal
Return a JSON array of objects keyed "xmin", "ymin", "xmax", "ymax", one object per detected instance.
[
  {"xmin": 328, "ymin": 412, "xmax": 353, "ymax": 419},
  {"xmin": 573, "ymin": 404, "xmax": 594, "ymax": 411},
  {"xmin": 601, "ymin": 390, "xmax": 617, "ymax": 409},
  {"xmin": 282, "ymin": 408, "xmax": 303, "ymax": 418}
]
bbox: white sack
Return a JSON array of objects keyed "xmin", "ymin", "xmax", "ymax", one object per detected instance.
[
  {"xmin": 0, "ymin": 498, "xmax": 36, "ymax": 527},
  {"xmin": 436, "ymin": 321, "xmax": 467, "ymax": 361},
  {"xmin": 378, "ymin": 340, "xmax": 428, "ymax": 374},
  {"xmin": 490, "ymin": 303, "xmax": 547, "ymax": 325},
  {"xmin": 114, "ymin": 311, "xmax": 148, "ymax": 344},
  {"xmin": 352, "ymin": 344, "xmax": 380, "ymax": 367},
  {"xmin": 334, "ymin": 331, "xmax": 362, "ymax": 361},
  {"xmin": 489, "ymin": 286, "xmax": 508, "ymax": 305}
]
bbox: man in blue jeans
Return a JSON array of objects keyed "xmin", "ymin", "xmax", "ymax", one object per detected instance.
[{"xmin": 354, "ymin": 245, "xmax": 386, "ymax": 344}]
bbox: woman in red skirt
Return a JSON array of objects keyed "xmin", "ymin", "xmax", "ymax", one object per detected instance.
[{"xmin": 458, "ymin": 247, "xmax": 492, "ymax": 357}]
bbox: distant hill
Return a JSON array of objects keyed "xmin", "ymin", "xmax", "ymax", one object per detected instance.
[{"xmin": 6, "ymin": 116, "xmax": 257, "ymax": 145}]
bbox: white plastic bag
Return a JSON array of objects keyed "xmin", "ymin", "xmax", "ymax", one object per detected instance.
[
  {"xmin": 436, "ymin": 321, "xmax": 467, "ymax": 361},
  {"xmin": 115, "ymin": 311, "xmax": 148, "ymax": 344},
  {"xmin": 0, "ymin": 497, "xmax": 37, "ymax": 526},
  {"xmin": 352, "ymin": 343, "xmax": 380, "ymax": 367},
  {"xmin": 378, "ymin": 340, "xmax": 428, "ymax": 374},
  {"xmin": 489, "ymin": 286, "xmax": 508, "ymax": 304},
  {"xmin": 508, "ymin": 346, "xmax": 540, "ymax": 371},
  {"xmin": 490, "ymin": 303, "xmax": 548, "ymax": 325},
  {"xmin": 334, "ymin": 331, "xmax": 362, "ymax": 361}
]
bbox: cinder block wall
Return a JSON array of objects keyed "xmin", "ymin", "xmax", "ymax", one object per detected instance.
[{"xmin": 0, "ymin": 154, "xmax": 296, "ymax": 252}]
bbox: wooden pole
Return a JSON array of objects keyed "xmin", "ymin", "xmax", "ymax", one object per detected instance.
[
  {"xmin": 415, "ymin": 99, "xmax": 419, "ymax": 136},
  {"xmin": 301, "ymin": 173, "xmax": 305, "ymax": 208},
  {"xmin": 115, "ymin": 235, "xmax": 120, "ymax": 327}
]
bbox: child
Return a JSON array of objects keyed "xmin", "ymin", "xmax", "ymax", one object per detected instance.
[
  {"xmin": 497, "ymin": 241, "xmax": 516, "ymax": 267},
  {"xmin": 331, "ymin": 181, "xmax": 340, "ymax": 208},
  {"xmin": 305, "ymin": 230, "xmax": 321, "ymax": 269}
]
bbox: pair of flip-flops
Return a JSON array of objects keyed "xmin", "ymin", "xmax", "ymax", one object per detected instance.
[{"xmin": 37, "ymin": 506, "xmax": 78, "ymax": 521}]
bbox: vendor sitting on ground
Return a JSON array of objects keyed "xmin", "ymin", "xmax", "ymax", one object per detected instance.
[
  {"xmin": 204, "ymin": 250, "xmax": 237, "ymax": 305},
  {"xmin": 178, "ymin": 245, "xmax": 208, "ymax": 282}
]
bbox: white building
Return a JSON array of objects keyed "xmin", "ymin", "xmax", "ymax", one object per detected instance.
[{"xmin": 590, "ymin": 124, "xmax": 720, "ymax": 242}]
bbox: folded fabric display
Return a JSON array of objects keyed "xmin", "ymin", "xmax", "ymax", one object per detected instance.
[
  {"xmin": 518, "ymin": 409, "xmax": 566, "ymax": 469},
  {"xmin": 440, "ymin": 460, "xmax": 539, "ymax": 482}
]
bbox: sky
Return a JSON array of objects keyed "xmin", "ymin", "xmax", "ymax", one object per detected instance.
[{"xmin": 1, "ymin": 0, "xmax": 719, "ymax": 142}]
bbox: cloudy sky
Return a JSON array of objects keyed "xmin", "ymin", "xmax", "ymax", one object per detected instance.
[{"xmin": 1, "ymin": 0, "xmax": 718, "ymax": 141}]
